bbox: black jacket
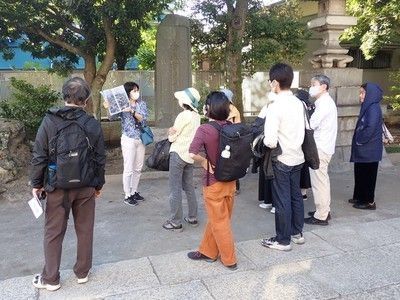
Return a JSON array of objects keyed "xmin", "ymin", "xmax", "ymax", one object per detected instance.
[{"xmin": 30, "ymin": 106, "xmax": 106, "ymax": 190}]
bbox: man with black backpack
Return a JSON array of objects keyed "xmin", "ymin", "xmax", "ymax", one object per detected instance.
[{"xmin": 30, "ymin": 77, "xmax": 106, "ymax": 291}]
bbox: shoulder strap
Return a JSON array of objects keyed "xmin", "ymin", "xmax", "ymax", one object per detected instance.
[
  {"xmin": 204, "ymin": 121, "xmax": 222, "ymax": 186},
  {"xmin": 302, "ymin": 102, "xmax": 311, "ymax": 130},
  {"xmin": 208, "ymin": 121, "xmax": 222, "ymax": 131}
]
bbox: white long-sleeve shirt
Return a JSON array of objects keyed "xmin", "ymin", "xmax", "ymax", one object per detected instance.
[
  {"xmin": 263, "ymin": 90, "xmax": 305, "ymax": 166},
  {"xmin": 309, "ymin": 92, "xmax": 338, "ymax": 155}
]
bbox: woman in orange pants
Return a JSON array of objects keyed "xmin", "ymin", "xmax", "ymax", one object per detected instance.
[{"xmin": 188, "ymin": 91, "xmax": 237, "ymax": 270}]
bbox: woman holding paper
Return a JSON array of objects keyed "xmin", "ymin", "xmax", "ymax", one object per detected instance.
[{"xmin": 103, "ymin": 81, "xmax": 148, "ymax": 206}]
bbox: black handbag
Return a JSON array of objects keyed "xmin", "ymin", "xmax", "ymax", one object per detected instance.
[
  {"xmin": 145, "ymin": 139, "xmax": 171, "ymax": 171},
  {"xmin": 302, "ymin": 105, "xmax": 320, "ymax": 170}
]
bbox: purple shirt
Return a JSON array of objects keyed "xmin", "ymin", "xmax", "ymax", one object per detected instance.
[{"xmin": 189, "ymin": 120, "xmax": 228, "ymax": 186}]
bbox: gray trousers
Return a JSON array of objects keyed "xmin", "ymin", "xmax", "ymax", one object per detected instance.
[{"xmin": 168, "ymin": 152, "xmax": 198, "ymax": 225}]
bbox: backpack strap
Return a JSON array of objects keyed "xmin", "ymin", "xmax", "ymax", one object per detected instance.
[{"xmin": 204, "ymin": 121, "xmax": 223, "ymax": 186}]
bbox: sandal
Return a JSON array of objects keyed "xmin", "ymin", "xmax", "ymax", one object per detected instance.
[{"xmin": 162, "ymin": 220, "xmax": 183, "ymax": 232}]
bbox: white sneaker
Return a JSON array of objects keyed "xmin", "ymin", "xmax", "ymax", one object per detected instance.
[
  {"xmin": 32, "ymin": 274, "xmax": 61, "ymax": 291},
  {"xmin": 259, "ymin": 203, "xmax": 272, "ymax": 209},
  {"xmin": 270, "ymin": 207, "xmax": 276, "ymax": 214},
  {"xmin": 77, "ymin": 275, "xmax": 89, "ymax": 284},
  {"xmin": 291, "ymin": 233, "xmax": 305, "ymax": 244},
  {"xmin": 261, "ymin": 237, "xmax": 292, "ymax": 251}
]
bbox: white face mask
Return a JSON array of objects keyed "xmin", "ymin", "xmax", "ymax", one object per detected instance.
[
  {"xmin": 131, "ymin": 91, "xmax": 140, "ymax": 100},
  {"xmin": 309, "ymin": 86, "xmax": 321, "ymax": 98}
]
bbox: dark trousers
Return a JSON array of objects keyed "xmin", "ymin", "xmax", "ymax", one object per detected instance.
[
  {"xmin": 258, "ymin": 167, "xmax": 273, "ymax": 205},
  {"xmin": 271, "ymin": 161, "xmax": 304, "ymax": 245},
  {"xmin": 42, "ymin": 187, "xmax": 96, "ymax": 285},
  {"xmin": 353, "ymin": 162, "xmax": 379, "ymax": 204},
  {"xmin": 300, "ymin": 163, "xmax": 311, "ymax": 189}
]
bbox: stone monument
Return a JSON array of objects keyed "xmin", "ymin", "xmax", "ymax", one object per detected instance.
[
  {"xmin": 308, "ymin": 0, "xmax": 356, "ymax": 69},
  {"xmin": 300, "ymin": 0, "xmax": 362, "ymax": 172},
  {"xmin": 155, "ymin": 14, "xmax": 192, "ymax": 128}
]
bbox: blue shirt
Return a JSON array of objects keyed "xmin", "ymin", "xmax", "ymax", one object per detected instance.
[{"xmin": 110, "ymin": 99, "xmax": 148, "ymax": 139}]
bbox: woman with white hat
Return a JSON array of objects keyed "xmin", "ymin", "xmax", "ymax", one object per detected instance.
[{"xmin": 162, "ymin": 87, "xmax": 201, "ymax": 232}]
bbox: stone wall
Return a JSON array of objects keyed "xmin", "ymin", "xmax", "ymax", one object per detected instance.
[{"xmin": 0, "ymin": 118, "xmax": 30, "ymax": 185}]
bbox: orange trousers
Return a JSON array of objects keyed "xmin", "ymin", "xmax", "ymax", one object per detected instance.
[{"xmin": 199, "ymin": 180, "xmax": 236, "ymax": 266}]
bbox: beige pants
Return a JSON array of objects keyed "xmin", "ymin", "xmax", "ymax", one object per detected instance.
[
  {"xmin": 121, "ymin": 135, "xmax": 145, "ymax": 197},
  {"xmin": 309, "ymin": 149, "xmax": 332, "ymax": 220}
]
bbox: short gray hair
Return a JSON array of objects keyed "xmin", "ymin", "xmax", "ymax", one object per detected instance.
[
  {"xmin": 62, "ymin": 77, "xmax": 91, "ymax": 105},
  {"xmin": 311, "ymin": 75, "xmax": 330, "ymax": 90}
]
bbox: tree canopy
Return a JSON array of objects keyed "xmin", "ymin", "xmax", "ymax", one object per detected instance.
[
  {"xmin": 0, "ymin": 0, "xmax": 169, "ymax": 118},
  {"xmin": 190, "ymin": 0, "xmax": 310, "ymax": 115},
  {"xmin": 343, "ymin": 0, "xmax": 400, "ymax": 60}
]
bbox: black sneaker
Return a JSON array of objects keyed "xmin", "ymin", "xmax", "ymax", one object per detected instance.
[
  {"xmin": 353, "ymin": 202, "xmax": 376, "ymax": 210},
  {"xmin": 133, "ymin": 192, "xmax": 144, "ymax": 201},
  {"xmin": 304, "ymin": 216, "xmax": 328, "ymax": 226},
  {"xmin": 124, "ymin": 195, "xmax": 138, "ymax": 206},
  {"xmin": 187, "ymin": 251, "xmax": 217, "ymax": 262},
  {"xmin": 308, "ymin": 211, "xmax": 331, "ymax": 221}
]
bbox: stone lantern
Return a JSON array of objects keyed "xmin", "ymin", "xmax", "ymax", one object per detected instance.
[{"xmin": 308, "ymin": 0, "xmax": 357, "ymax": 68}]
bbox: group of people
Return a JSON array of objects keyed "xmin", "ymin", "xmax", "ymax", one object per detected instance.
[{"xmin": 29, "ymin": 62, "xmax": 385, "ymax": 290}]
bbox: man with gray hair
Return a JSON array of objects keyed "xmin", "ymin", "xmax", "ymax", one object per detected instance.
[
  {"xmin": 304, "ymin": 74, "xmax": 337, "ymax": 226},
  {"xmin": 30, "ymin": 77, "xmax": 106, "ymax": 290}
]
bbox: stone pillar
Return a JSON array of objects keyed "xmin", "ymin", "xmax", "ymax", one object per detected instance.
[
  {"xmin": 301, "ymin": 0, "xmax": 391, "ymax": 171},
  {"xmin": 155, "ymin": 14, "xmax": 192, "ymax": 128},
  {"xmin": 308, "ymin": 0, "xmax": 356, "ymax": 68}
]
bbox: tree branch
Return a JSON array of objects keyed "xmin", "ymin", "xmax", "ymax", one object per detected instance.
[{"xmin": 27, "ymin": 27, "xmax": 87, "ymax": 59}]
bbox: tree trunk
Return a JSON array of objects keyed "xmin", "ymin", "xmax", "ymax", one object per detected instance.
[
  {"xmin": 225, "ymin": 0, "xmax": 248, "ymax": 120},
  {"xmin": 81, "ymin": 55, "xmax": 96, "ymax": 115},
  {"xmin": 83, "ymin": 17, "xmax": 116, "ymax": 120}
]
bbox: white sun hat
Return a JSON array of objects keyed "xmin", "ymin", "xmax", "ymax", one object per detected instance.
[{"xmin": 174, "ymin": 87, "xmax": 200, "ymax": 112}]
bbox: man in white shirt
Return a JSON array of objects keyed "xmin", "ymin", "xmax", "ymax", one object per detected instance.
[
  {"xmin": 305, "ymin": 75, "xmax": 338, "ymax": 226},
  {"xmin": 261, "ymin": 63, "xmax": 305, "ymax": 251}
]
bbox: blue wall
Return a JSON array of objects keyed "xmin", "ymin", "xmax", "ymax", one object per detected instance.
[{"xmin": 0, "ymin": 38, "xmax": 84, "ymax": 70}]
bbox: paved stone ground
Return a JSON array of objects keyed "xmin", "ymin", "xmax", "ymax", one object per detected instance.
[{"xmin": 0, "ymin": 154, "xmax": 399, "ymax": 299}]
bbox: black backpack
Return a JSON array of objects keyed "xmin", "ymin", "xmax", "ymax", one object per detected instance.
[
  {"xmin": 206, "ymin": 121, "xmax": 253, "ymax": 182},
  {"xmin": 146, "ymin": 139, "xmax": 171, "ymax": 171},
  {"xmin": 47, "ymin": 113, "xmax": 95, "ymax": 190}
]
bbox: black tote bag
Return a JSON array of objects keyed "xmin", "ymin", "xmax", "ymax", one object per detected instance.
[{"xmin": 302, "ymin": 105, "xmax": 320, "ymax": 170}]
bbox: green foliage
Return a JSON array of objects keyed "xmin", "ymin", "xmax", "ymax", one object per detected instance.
[
  {"xmin": 0, "ymin": 0, "xmax": 170, "ymax": 73},
  {"xmin": 190, "ymin": 0, "xmax": 310, "ymax": 73},
  {"xmin": 137, "ymin": 26, "xmax": 157, "ymax": 70},
  {"xmin": 385, "ymin": 145, "xmax": 400, "ymax": 153},
  {"xmin": 384, "ymin": 71, "xmax": 400, "ymax": 111},
  {"xmin": 343, "ymin": 0, "xmax": 400, "ymax": 60},
  {"xmin": 22, "ymin": 61, "xmax": 46, "ymax": 71},
  {"xmin": 0, "ymin": 78, "xmax": 60, "ymax": 138}
]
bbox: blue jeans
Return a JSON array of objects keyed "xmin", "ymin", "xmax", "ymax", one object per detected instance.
[{"xmin": 271, "ymin": 160, "xmax": 304, "ymax": 245}]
